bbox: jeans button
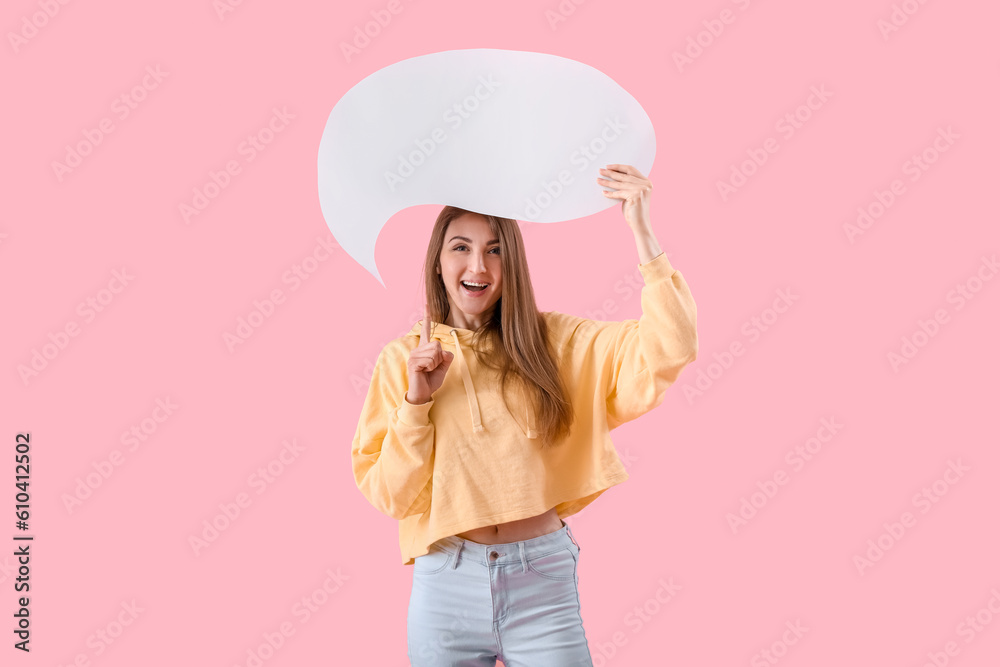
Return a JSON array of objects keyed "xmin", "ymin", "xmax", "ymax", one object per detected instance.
[{"xmin": 490, "ymin": 551, "xmax": 499, "ymax": 560}]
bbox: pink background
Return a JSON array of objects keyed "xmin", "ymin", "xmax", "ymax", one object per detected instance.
[{"xmin": 4, "ymin": 1, "xmax": 999, "ymax": 665}]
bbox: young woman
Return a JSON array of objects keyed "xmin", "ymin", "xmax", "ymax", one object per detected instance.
[{"xmin": 352, "ymin": 164, "xmax": 698, "ymax": 666}]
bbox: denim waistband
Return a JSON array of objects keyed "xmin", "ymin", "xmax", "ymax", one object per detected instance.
[{"xmin": 430, "ymin": 519, "xmax": 581, "ymax": 572}]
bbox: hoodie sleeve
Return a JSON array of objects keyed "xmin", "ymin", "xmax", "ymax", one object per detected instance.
[
  {"xmin": 569, "ymin": 252, "xmax": 698, "ymax": 430},
  {"xmin": 351, "ymin": 343, "xmax": 435, "ymax": 519}
]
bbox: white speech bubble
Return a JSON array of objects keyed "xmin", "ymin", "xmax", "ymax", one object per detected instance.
[{"xmin": 317, "ymin": 48, "xmax": 656, "ymax": 287}]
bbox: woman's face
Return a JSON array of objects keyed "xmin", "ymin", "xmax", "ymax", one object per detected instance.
[{"xmin": 438, "ymin": 214, "xmax": 503, "ymax": 330}]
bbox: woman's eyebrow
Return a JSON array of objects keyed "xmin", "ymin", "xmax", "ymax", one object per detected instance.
[{"xmin": 447, "ymin": 235, "xmax": 500, "ymax": 245}]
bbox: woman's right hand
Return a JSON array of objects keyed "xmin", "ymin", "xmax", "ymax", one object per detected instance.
[{"xmin": 405, "ymin": 302, "xmax": 454, "ymax": 405}]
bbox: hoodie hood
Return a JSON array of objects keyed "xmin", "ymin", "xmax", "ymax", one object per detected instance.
[{"xmin": 408, "ymin": 320, "xmax": 537, "ymax": 439}]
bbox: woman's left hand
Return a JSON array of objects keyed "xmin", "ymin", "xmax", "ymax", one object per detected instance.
[{"xmin": 597, "ymin": 164, "xmax": 652, "ymax": 232}]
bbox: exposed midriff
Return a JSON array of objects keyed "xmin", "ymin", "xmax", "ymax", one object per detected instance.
[{"xmin": 453, "ymin": 506, "xmax": 563, "ymax": 544}]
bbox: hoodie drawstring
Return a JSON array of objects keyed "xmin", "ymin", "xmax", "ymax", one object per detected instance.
[
  {"xmin": 525, "ymin": 395, "xmax": 537, "ymax": 439},
  {"xmin": 447, "ymin": 328, "xmax": 537, "ymax": 440},
  {"xmin": 450, "ymin": 329, "xmax": 485, "ymax": 433}
]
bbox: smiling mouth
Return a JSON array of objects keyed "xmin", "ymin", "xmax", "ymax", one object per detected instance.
[{"xmin": 461, "ymin": 281, "xmax": 489, "ymax": 292}]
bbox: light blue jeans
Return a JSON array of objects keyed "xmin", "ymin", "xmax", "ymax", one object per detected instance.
[{"xmin": 407, "ymin": 520, "xmax": 593, "ymax": 666}]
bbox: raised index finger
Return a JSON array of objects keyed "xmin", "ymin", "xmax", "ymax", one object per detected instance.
[{"xmin": 420, "ymin": 302, "xmax": 429, "ymax": 344}]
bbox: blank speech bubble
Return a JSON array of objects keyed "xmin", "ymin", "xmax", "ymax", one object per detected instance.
[{"xmin": 317, "ymin": 48, "xmax": 656, "ymax": 287}]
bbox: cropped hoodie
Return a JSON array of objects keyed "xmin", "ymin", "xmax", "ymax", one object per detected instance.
[{"xmin": 351, "ymin": 251, "xmax": 698, "ymax": 565}]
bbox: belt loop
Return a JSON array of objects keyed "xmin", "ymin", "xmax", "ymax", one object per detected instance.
[
  {"xmin": 518, "ymin": 541, "xmax": 526, "ymax": 574},
  {"xmin": 565, "ymin": 521, "xmax": 581, "ymax": 551},
  {"xmin": 452, "ymin": 540, "xmax": 463, "ymax": 569}
]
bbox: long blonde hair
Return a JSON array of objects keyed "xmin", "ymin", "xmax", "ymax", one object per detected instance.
[{"xmin": 422, "ymin": 206, "xmax": 574, "ymax": 446}]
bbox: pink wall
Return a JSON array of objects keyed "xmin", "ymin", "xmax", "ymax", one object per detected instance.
[{"xmin": 3, "ymin": 0, "xmax": 998, "ymax": 665}]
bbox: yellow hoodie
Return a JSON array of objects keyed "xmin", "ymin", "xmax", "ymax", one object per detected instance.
[{"xmin": 352, "ymin": 251, "xmax": 698, "ymax": 565}]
